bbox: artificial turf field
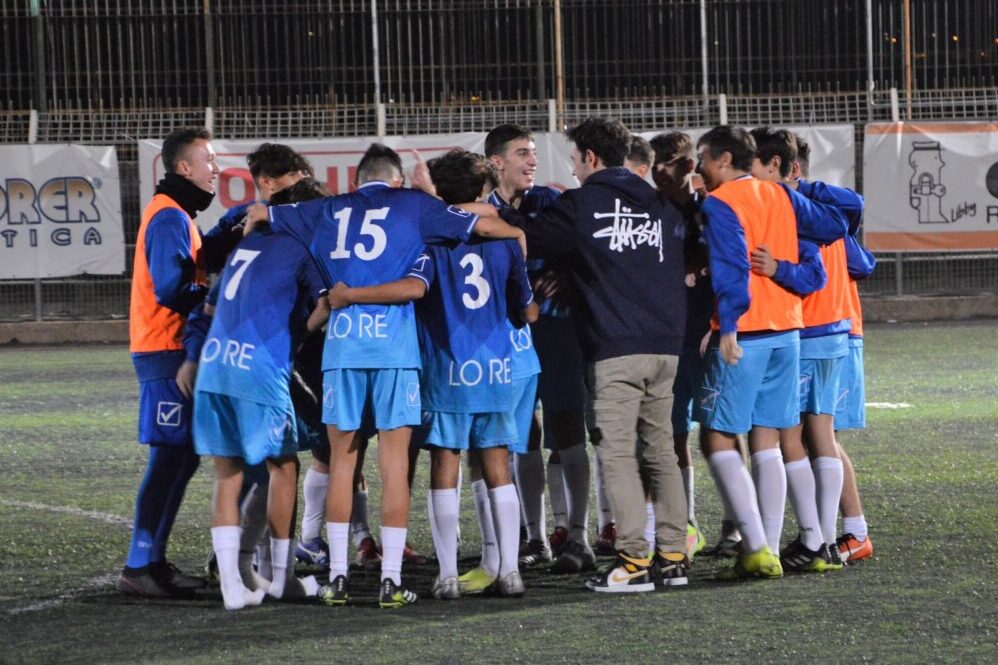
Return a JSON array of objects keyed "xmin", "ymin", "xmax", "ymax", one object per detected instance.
[{"xmin": 0, "ymin": 320, "xmax": 995, "ymax": 664}]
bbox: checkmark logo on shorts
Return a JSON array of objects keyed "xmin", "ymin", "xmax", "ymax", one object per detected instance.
[
  {"xmin": 406, "ymin": 382, "xmax": 419, "ymax": 407},
  {"xmin": 323, "ymin": 386, "xmax": 334, "ymax": 407},
  {"xmin": 156, "ymin": 401, "xmax": 183, "ymax": 427},
  {"xmin": 270, "ymin": 415, "xmax": 289, "ymax": 441},
  {"xmin": 609, "ymin": 569, "xmax": 647, "ymax": 584}
]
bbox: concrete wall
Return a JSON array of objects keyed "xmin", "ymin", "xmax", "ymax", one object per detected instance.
[{"xmin": 1, "ymin": 295, "xmax": 995, "ymax": 345}]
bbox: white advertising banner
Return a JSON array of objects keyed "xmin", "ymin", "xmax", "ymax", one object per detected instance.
[
  {"xmin": 139, "ymin": 124, "xmax": 855, "ymax": 229},
  {"xmin": 863, "ymin": 121, "xmax": 998, "ymax": 251},
  {"xmin": 0, "ymin": 144, "xmax": 124, "ymax": 279}
]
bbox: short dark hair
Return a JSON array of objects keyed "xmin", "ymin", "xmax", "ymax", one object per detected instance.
[
  {"xmin": 565, "ymin": 117, "xmax": 630, "ymax": 168},
  {"xmin": 247, "ymin": 143, "xmax": 313, "ymax": 180},
  {"xmin": 794, "ymin": 134, "xmax": 811, "ymax": 178},
  {"xmin": 627, "ymin": 135, "xmax": 653, "ymax": 167},
  {"xmin": 650, "ymin": 131, "xmax": 694, "ymax": 164},
  {"xmin": 427, "ymin": 149, "xmax": 494, "ymax": 204},
  {"xmin": 485, "ymin": 124, "xmax": 533, "ymax": 158},
  {"xmin": 750, "ymin": 127, "xmax": 798, "ymax": 178},
  {"xmin": 162, "ymin": 127, "xmax": 212, "ymax": 173},
  {"xmin": 356, "ymin": 143, "xmax": 404, "ymax": 185},
  {"xmin": 268, "ymin": 177, "xmax": 330, "ymax": 205},
  {"xmin": 697, "ymin": 125, "xmax": 756, "ymax": 172}
]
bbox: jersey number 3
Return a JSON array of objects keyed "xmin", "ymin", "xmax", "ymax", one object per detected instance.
[{"xmin": 460, "ymin": 253, "xmax": 491, "ymax": 310}]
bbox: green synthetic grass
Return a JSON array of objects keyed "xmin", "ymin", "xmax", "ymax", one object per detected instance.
[{"xmin": 1, "ymin": 321, "xmax": 996, "ymax": 664}]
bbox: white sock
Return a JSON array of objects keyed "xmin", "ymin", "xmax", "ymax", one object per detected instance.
[
  {"xmin": 547, "ymin": 460, "xmax": 568, "ymax": 530},
  {"xmin": 380, "ymin": 526, "xmax": 407, "ymax": 585},
  {"xmin": 239, "ymin": 483, "xmax": 269, "ymax": 575},
  {"xmin": 514, "ymin": 450, "xmax": 546, "ymax": 541},
  {"xmin": 255, "ymin": 540, "xmax": 272, "ymax": 583},
  {"xmin": 559, "ymin": 444, "xmax": 590, "ymax": 544},
  {"xmin": 471, "ymin": 480, "xmax": 499, "ymax": 576},
  {"xmin": 707, "ymin": 450, "xmax": 767, "ymax": 552},
  {"xmin": 326, "ymin": 522, "xmax": 350, "ymax": 581},
  {"xmin": 212, "ymin": 526, "xmax": 246, "ymax": 610},
  {"xmin": 489, "ymin": 483, "xmax": 521, "ymax": 577},
  {"xmin": 429, "ymin": 489, "xmax": 459, "ymax": 580},
  {"xmin": 350, "ymin": 490, "xmax": 371, "ymax": 546},
  {"xmin": 300, "ymin": 469, "xmax": 328, "ymax": 542},
  {"xmin": 812, "ymin": 456, "xmax": 845, "ymax": 545},
  {"xmin": 751, "ymin": 448, "xmax": 787, "ymax": 552},
  {"xmin": 842, "ymin": 514, "xmax": 868, "ymax": 541},
  {"xmin": 268, "ymin": 538, "xmax": 291, "ymax": 599},
  {"xmin": 785, "ymin": 458, "xmax": 824, "ymax": 551},
  {"xmin": 680, "ymin": 466, "xmax": 696, "ymax": 524},
  {"xmin": 644, "ymin": 502, "xmax": 656, "ymax": 553},
  {"xmin": 593, "ymin": 454, "xmax": 614, "ymax": 531}
]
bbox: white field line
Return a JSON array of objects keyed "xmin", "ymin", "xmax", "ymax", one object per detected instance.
[
  {"xmin": 866, "ymin": 402, "xmax": 914, "ymax": 409},
  {"xmin": 1, "ymin": 499, "xmax": 131, "ymax": 616},
  {"xmin": 0, "ymin": 499, "xmax": 132, "ymax": 527}
]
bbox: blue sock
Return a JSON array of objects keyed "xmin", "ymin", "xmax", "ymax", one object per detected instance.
[
  {"xmin": 125, "ymin": 445, "xmax": 198, "ymax": 569},
  {"xmin": 150, "ymin": 447, "xmax": 200, "ymax": 563}
]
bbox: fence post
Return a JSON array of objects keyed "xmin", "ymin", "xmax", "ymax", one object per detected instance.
[
  {"xmin": 204, "ymin": 106, "xmax": 214, "ymax": 132},
  {"xmin": 895, "ymin": 254, "xmax": 904, "ymax": 296},
  {"xmin": 28, "ymin": 108, "xmax": 42, "ymax": 321},
  {"xmin": 203, "ymin": 1, "xmax": 217, "ymax": 107},
  {"xmin": 376, "ymin": 102, "xmax": 386, "ymax": 139},
  {"xmin": 547, "ymin": 99, "xmax": 557, "ymax": 133},
  {"xmin": 889, "ymin": 88, "xmax": 900, "ymax": 123},
  {"xmin": 718, "ymin": 93, "xmax": 728, "ymax": 125}
]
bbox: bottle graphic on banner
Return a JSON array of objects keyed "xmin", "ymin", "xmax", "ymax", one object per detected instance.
[{"xmin": 908, "ymin": 141, "xmax": 949, "ymax": 224}]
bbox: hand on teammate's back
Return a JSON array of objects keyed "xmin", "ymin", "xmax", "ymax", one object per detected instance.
[
  {"xmin": 175, "ymin": 359, "xmax": 198, "ymax": 399},
  {"xmin": 719, "ymin": 332, "xmax": 743, "ymax": 366},
  {"xmin": 328, "ymin": 282, "xmax": 351, "ymax": 310},
  {"xmin": 750, "ymin": 244, "xmax": 778, "ymax": 277},
  {"xmin": 242, "ymin": 202, "xmax": 269, "ymax": 236}
]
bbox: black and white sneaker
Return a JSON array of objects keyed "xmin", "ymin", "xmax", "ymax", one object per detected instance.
[
  {"xmin": 584, "ymin": 553, "xmax": 655, "ymax": 593},
  {"xmin": 652, "ymin": 551, "xmax": 690, "ymax": 588},
  {"xmin": 518, "ymin": 539, "xmax": 553, "ymax": 567},
  {"xmin": 780, "ymin": 536, "xmax": 844, "ymax": 573},
  {"xmin": 550, "ymin": 539, "xmax": 597, "ymax": 574}
]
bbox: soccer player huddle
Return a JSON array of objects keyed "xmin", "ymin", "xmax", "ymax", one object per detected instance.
[{"xmin": 120, "ymin": 117, "xmax": 875, "ymax": 610}]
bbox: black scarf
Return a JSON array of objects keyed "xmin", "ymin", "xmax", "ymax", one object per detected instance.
[{"xmin": 155, "ymin": 173, "xmax": 215, "ymax": 218}]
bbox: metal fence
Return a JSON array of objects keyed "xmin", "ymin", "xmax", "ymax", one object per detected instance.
[{"xmin": 1, "ymin": 85, "xmax": 996, "ymax": 322}]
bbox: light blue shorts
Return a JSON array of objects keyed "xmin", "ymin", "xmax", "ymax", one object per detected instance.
[
  {"xmin": 697, "ymin": 336, "xmax": 800, "ymax": 434},
  {"xmin": 137, "ymin": 377, "xmax": 193, "ymax": 448},
  {"xmin": 799, "ymin": 334, "xmax": 848, "ymax": 416},
  {"xmin": 421, "ymin": 410, "xmax": 518, "ymax": 451},
  {"xmin": 510, "ymin": 375, "xmax": 539, "ymax": 455},
  {"xmin": 193, "ymin": 391, "xmax": 298, "ymax": 466},
  {"xmin": 322, "ymin": 368, "xmax": 421, "ymax": 432},
  {"xmin": 671, "ymin": 344, "xmax": 706, "ymax": 435},
  {"xmin": 834, "ymin": 339, "xmax": 866, "ymax": 430}
]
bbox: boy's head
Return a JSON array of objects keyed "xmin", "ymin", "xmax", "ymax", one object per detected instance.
[
  {"xmin": 356, "ymin": 143, "xmax": 405, "ymax": 187},
  {"xmin": 624, "ymin": 134, "xmax": 654, "ymax": 179},
  {"xmin": 793, "ymin": 133, "xmax": 811, "ymax": 179},
  {"xmin": 696, "ymin": 125, "xmax": 756, "ymax": 191},
  {"xmin": 565, "ymin": 117, "xmax": 630, "ymax": 182},
  {"xmin": 485, "ymin": 124, "xmax": 537, "ymax": 195},
  {"xmin": 427, "ymin": 149, "xmax": 495, "ymax": 205},
  {"xmin": 749, "ymin": 126, "xmax": 797, "ymax": 181},
  {"xmin": 161, "ymin": 127, "xmax": 218, "ymax": 193},
  {"xmin": 268, "ymin": 177, "xmax": 330, "ymax": 206},
  {"xmin": 247, "ymin": 143, "xmax": 313, "ymax": 199},
  {"xmin": 649, "ymin": 131, "xmax": 696, "ymax": 198}
]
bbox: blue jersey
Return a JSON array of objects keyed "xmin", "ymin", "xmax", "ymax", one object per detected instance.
[
  {"xmin": 195, "ymin": 228, "xmax": 326, "ymax": 407},
  {"xmin": 408, "ymin": 237, "xmax": 534, "ymax": 413},
  {"xmin": 268, "ymin": 181, "xmax": 480, "ymax": 370}
]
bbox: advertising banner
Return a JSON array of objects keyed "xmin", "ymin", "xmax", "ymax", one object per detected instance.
[
  {"xmin": 863, "ymin": 122, "xmax": 998, "ymax": 251},
  {"xmin": 0, "ymin": 144, "xmax": 124, "ymax": 279}
]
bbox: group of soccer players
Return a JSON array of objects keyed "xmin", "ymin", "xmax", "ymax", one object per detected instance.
[{"xmin": 120, "ymin": 116, "xmax": 875, "ymax": 610}]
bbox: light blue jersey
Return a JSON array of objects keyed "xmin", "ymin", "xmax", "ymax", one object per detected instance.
[
  {"xmin": 408, "ymin": 237, "xmax": 533, "ymax": 413},
  {"xmin": 195, "ymin": 229, "xmax": 326, "ymax": 407},
  {"xmin": 268, "ymin": 181, "xmax": 479, "ymax": 370}
]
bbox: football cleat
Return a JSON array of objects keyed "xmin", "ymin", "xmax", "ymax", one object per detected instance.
[
  {"xmin": 117, "ymin": 566, "xmax": 191, "ymax": 599},
  {"xmin": 780, "ymin": 537, "xmax": 844, "ymax": 573},
  {"xmin": 716, "ymin": 545, "xmax": 783, "ymax": 581},
  {"xmin": 378, "ymin": 578, "xmax": 418, "ymax": 608},
  {"xmin": 549, "ymin": 526, "xmax": 568, "ymax": 556},
  {"xmin": 836, "ymin": 533, "xmax": 873, "ymax": 563},
  {"xmin": 705, "ymin": 521, "xmax": 743, "ymax": 558},
  {"xmin": 402, "ymin": 542, "xmax": 428, "ymax": 567},
  {"xmin": 318, "ymin": 574, "xmax": 350, "ymax": 606},
  {"xmin": 585, "ymin": 553, "xmax": 655, "ymax": 593},
  {"xmin": 355, "ymin": 536, "xmax": 382, "ymax": 570},
  {"xmin": 518, "ymin": 539, "xmax": 553, "ymax": 568},
  {"xmin": 149, "ymin": 561, "xmax": 208, "ymax": 591},
  {"xmin": 652, "ymin": 551, "xmax": 690, "ymax": 588},
  {"xmin": 594, "ymin": 522, "xmax": 617, "ymax": 556},
  {"xmin": 550, "ymin": 539, "xmax": 597, "ymax": 574},
  {"xmin": 431, "ymin": 576, "xmax": 461, "ymax": 600},
  {"xmin": 458, "ymin": 567, "xmax": 498, "ymax": 594},
  {"xmin": 495, "ymin": 571, "xmax": 526, "ymax": 597},
  {"xmin": 685, "ymin": 522, "xmax": 707, "ymax": 559},
  {"xmin": 295, "ymin": 537, "xmax": 330, "ymax": 568}
]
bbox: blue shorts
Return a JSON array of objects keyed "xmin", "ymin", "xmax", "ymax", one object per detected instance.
[
  {"xmin": 533, "ymin": 315, "xmax": 586, "ymax": 413},
  {"xmin": 834, "ymin": 339, "xmax": 866, "ymax": 430},
  {"xmin": 421, "ymin": 410, "xmax": 518, "ymax": 451},
  {"xmin": 696, "ymin": 335, "xmax": 800, "ymax": 434},
  {"xmin": 322, "ymin": 368, "xmax": 420, "ymax": 432},
  {"xmin": 193, "ymin": 391, "xmax": 298, "ymax": 466},
  {"xmin": 671, "ymin": 344, "xmax": 705, "ymax": 435},
  {"xmin": 510, "ymin": 375, "xmax": 539, "ymax": 455},
  {"xmin": 799, "ymin": 335, "xmax": 848, "ymax": 416},
  {"xmin": 138, "ymin": 377, "xmax": 193, "ymax": 447}
]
